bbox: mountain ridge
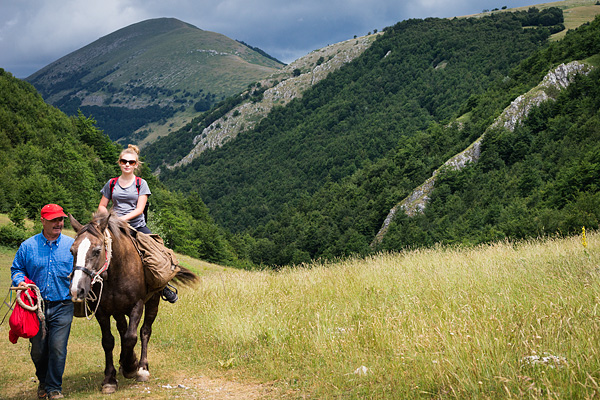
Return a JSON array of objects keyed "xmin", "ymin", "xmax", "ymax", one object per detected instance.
[
  {"xmin": 26, "ymin": 17, "xmax": 283, "ymax": 144},
  {"xmin": 168, "ymin": 32, "xmax": 382, "ymax": 169},
  {"xmin": 152, "ymin": 0, "xmax": 600, "ymax": 170},
  {"xmin": 152, "ymin": 4, "xmax": 600, "ymax": 266},
  {"xmin": 157, "ymin": 11, "xmax": 557, "ymax": 233}
]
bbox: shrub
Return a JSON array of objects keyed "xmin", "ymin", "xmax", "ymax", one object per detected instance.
[{"xmin": 0, "ymin": 224, "xmax": 31, "ymax": 248}]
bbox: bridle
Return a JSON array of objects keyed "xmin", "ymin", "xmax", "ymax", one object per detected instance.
[
  {"xmin": 74, "ymin": 229, "xmax": 112, "ymax": 319},
  {"xmin": 73, "ymin": 230, "xmax": 112, "ymax": 283}
]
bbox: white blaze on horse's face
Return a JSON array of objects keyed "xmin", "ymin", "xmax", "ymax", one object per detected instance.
[{"xmin": 70, "ymin": 237, "xmax": 91, "ymax": 301}]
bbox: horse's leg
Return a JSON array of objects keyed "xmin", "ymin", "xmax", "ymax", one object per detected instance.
[
  {"xmin": 97, "ymin": 312, "xmax": 118, "ymax": 394},
  {"xmin": 118, "ymin": 300, "xmax": 144, "ymax": 379},
  {"xmin": 137, "ymin": 293, "xmax": 160, "ymax": 382},
  {"xmin": 114, "ymin": 314, "xmax": 135, "ymax": 379}
]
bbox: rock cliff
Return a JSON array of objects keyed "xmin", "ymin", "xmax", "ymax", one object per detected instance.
[{"xmin": 371, "ymin": 61, "xmax": 592, "ymax": 247}]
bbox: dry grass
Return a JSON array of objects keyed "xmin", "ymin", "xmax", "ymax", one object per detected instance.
[
  {"xmin": 169, "ymin": 233, "xmax": 600, "ymax": 398},
  {"xmin": 1, "ymin": 223, "xmax": 599, "ymax": 398},
  {"xmin": 553, "ymin": 3, "xmax": 600, "ymax": 40},
  {"xmin": 461, "ymin": 0, "xmax": 600, "ymax": 43}
]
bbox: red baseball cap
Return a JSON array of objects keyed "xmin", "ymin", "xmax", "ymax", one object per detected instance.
[{"xmin": 40, "ymin": 204, "xmax": 67, "ymax": 220}]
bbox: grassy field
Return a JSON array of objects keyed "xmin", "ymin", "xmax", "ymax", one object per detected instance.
[
  {"xmin": 462, "ymin": 0, "xmax": 600, "ymax": 42},
  {"xmin": 552, "ymin": 0, "xmax": 600, "ymax": 40},
  {"xmin": 1, "ymin": 220, "xmax": 599, "ymax": 399}
]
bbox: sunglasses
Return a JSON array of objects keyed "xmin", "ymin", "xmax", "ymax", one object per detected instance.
[{"xmin": 119, "ymin": 159, "xmax": 137, "ymax": 166}]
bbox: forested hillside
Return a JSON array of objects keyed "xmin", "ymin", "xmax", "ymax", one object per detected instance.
[
  {"xmin": 0, "ymin": 71, "xmax": 120, "ymax": 218},
  {"xmin": 157, "ymin": 9, "xmax": 567, "ymax": 265},
  {"xmin": 381, "ymin": 20, "xmax": 600, "ymax": 250},
  {"xmin": 0, "ymin": 69, "xmax": 242, "ymax": 266}
]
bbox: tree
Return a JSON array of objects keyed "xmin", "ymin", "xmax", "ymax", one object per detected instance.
[{"xmin": 9, "ymin": 203, "xmax": 27, "ymax": 229}]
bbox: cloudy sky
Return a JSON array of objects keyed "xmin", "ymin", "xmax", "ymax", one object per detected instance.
[{"xmin": 1, "ymin": 0, "xmax": 537, "ymax": 78}]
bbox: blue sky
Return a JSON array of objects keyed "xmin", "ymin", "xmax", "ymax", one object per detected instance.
[{"xmin": 0, "ymin": 0, "xmax": 537, "ymax": 78}]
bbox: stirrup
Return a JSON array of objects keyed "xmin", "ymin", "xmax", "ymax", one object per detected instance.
[
  {"xmin": 166, "ymin": 282, "xmax": 178, "ymax": 293},
  {"xmin": 161, "ymin": 283, "xmax": 178, "ymax": 303}
]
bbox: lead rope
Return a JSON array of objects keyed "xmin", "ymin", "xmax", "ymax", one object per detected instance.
[
  {"xmin": 83, "ymin": 230, "xmax": 112, "ymax": 320},
  {"xmin": 15, "ymin": 283, "xmax": 46, "ymax": 339}
]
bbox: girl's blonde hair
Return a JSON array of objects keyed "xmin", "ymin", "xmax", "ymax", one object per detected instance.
[{"xmin": 119, "ymin": 144, "xmax": 143, "ymax": 172}]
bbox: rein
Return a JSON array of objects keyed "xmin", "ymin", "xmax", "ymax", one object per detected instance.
[{"xmin": 77, "ymin": 230, "xmax": 112, "ymax": 320}]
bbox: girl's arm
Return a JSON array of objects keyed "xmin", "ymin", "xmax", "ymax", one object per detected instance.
[{"xmin": 98, "ymin": 195, "xmax": 110, "ymax": 214}]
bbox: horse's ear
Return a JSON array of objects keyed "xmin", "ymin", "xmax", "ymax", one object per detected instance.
[
  {"xmin": 68, "ymin": 213, "xmax": 83, "ymax": 233},
  {"xmin": 98, "ymin": 212, "xmax": 111, "ymax": 232}
]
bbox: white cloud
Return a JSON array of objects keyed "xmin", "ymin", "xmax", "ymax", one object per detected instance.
[{"xmin": 17, "ymin": 0, "xmax": 144, "ymax": 53}]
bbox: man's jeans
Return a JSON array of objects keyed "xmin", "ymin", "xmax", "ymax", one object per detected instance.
[{"xmin": 30, "ymin": 300, "xmax": 74, "ymax": 393}]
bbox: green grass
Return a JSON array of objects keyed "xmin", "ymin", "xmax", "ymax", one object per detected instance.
[{"xmin": 2, "ymin": 228, "xmax": 600, "ymax": 398}]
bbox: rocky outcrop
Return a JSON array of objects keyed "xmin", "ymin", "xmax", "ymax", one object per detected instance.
[
  {"xmin": 170, "ymin": 33, "xmax": 381, "ymax": 168},
  {"xmin": 371, "ymin": 61, "xmax": 592, "ymax": 248},
  {"xmin": 490, "ymin": 61, "xmax": 590, "ymax": 131}
]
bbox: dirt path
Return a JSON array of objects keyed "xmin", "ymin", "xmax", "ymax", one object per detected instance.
[
  {"xmin": 0, "ymin": 338, "xmax": 288, "ymax": 400},
  {"xmin": 124, "ymin": 375, "xmax": 278, "ymax": 399},
  {"xmin": 2, "ymin": 374, "xmax": 284, "ymax": 400}
]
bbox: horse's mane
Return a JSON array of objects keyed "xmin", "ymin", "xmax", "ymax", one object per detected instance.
[{"xmin": 82, "ymin": 210, "xmax": 132, "ymax": 241}]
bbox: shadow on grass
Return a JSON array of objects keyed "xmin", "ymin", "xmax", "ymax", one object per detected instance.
[{"xmin": 5, "ymin": 369, "xmax": 155, "ymax": 400}]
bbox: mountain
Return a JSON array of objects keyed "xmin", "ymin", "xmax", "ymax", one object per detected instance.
[
  {"xmin": 146, "ymin": 1, "xmax": 598, "ymax": 171},
  {"xmin": 6, "ymin": 2, "xmax": 600, "ymax": 269},
  {"xmin": 158, "ymin": 10, "xmax": 559, "ymax": 229},
  {"xmin": 25, "ymin": 18, "xmax": 283, "ymax": 145},
  {"xmin": 153, "ymin": 5, "xmax": 600, "ymax": 266}
]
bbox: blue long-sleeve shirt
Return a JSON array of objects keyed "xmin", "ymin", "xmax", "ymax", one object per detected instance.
[{"xmin": 11, "ymin": 232, "xmax": 75, "ymax": 302}]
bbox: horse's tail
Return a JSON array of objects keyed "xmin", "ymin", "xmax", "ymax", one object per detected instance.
[{"xmin": 172, "ymin": 265, "xmax": 199, "ymax": 287}]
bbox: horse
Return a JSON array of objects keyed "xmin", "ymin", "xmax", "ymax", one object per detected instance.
[{"xmin": 68, "ymin": 210, "xmax": 198, "ymax": 394}]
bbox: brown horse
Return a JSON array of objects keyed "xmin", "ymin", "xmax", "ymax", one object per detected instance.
[{"xmin": 68, "ymin": 210, "xmax": 197, "ymax": 394}]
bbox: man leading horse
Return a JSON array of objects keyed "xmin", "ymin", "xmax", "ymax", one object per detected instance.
[{"xmin": 11, "ymin": 204, "xmax": 74, "ymax": 400}]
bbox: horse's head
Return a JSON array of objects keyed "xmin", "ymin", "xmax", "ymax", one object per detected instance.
[{"xmin": 68, "ymin": 211, "xmax": 112, "ymax": 302}]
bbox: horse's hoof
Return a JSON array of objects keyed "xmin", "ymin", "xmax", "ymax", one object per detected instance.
[
  {"xmin": 136, "ymin": 368, "xmax": 150, "ymax": 382},
  {"xmin": 102, "ymin": 384, "xmax": 118, "ymax": 394}
]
